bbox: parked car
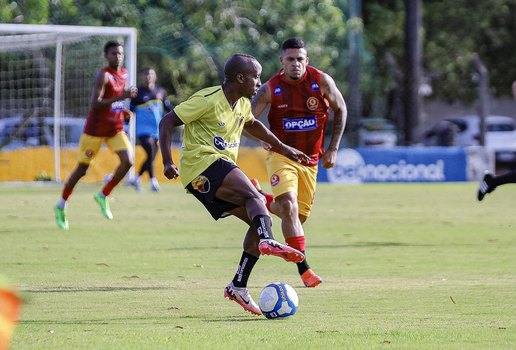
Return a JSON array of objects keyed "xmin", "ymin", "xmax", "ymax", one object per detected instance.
[
  {"xmin": 358, "ymin": 117, "xmax": 398, "ymax": 147},
  {"xmin": 424, "ymin": 115, "xmax": 516, "ymax": 164},
  {"xmin": 0, "ymin": 116, "xmax": 85, "ymax": 150}
]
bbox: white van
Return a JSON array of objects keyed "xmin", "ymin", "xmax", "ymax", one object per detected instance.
[{"xmin": 427, "ymin": 115, "xmax": 516, "ymax": 164}]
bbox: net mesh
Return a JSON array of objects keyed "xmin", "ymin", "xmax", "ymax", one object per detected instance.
[{"xmin": 0, "ymin": 32, "xmax": 127, "ymax": 150}]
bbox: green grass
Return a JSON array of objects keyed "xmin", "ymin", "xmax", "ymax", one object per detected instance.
[{"xmin": 1, "ymin": 181, "xmax": 515, "ymax": 349}]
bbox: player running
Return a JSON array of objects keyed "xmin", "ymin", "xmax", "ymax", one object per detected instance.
[
  {"xmin": 159, "ymin": 54, "xmax": 310, "ymax": 315},
  {"xmin": 250, "ymin": 38, "xmax": 347, "ymax": 287},
  {"xmin": 54, "ymin": 40, "xmax": 137, "ymax": 229}
]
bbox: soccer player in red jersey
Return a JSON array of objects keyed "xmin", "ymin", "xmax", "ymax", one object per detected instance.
[
  {"xmin": 251, "ymin": 38, "xmax": 347, "ymax": 287},
  {"xmin": 54, "ymin": 41, "xmax": 138, "ymax": 229}
]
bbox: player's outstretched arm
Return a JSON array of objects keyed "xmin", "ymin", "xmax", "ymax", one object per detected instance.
[{"xmin": 159, "ymin": 110, "xmax": 183, "ymax": 179}]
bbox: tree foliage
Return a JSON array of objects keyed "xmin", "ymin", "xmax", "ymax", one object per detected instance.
[
  {"xmin": 363, "ymin": 0, "xmax": 516, "ymax": 102},
  {"xmin": 1, "ymin": 0, "xmax": 516, "ymax": 107}
]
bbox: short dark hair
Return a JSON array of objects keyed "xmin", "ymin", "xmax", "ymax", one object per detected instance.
[
  {"xmin": 281, "ymin": 38, "xmax": 305, "ymax": 51},
  {"xmin": 104, "ymin": 40, "xmax": 122, "ymax": 55},
  {"xmin": 223, "ymin": 53, "xmax": 257, "ymax": 79}
]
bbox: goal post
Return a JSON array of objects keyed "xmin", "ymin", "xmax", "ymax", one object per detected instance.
[{"xmin": 0, "ymin": 24, "xmax": 137, "ymax": 182}]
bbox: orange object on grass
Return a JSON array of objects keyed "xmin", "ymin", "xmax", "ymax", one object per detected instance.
[{"xmin": 0, "ymin": 289, "xmax": 21, "ymax": 350}]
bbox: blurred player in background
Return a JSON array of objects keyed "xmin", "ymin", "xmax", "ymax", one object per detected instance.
[
  {"xmin": 0, "ymin": 276, "xmax": 21, "ymax": 350},
  {"xmin": 159, "ymin": 53, "xmax": 310, "ymax": 315},
  {"xmin": 128, "ymin": 67, "xmax": 173, "ymax": 192},
  {"xmin": 53, "ymin": 40, "xmax": 137, "ymax": 230},
  {"xmin": 477, "ymin": 79, "xmax": 516, "ymax": 201},
  {"xmin": 251, "ymin": 38, "xmax": 347, "ymax": 287}
]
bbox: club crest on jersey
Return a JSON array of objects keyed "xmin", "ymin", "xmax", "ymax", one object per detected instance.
[
  {"xmin": 306, "ymin": 97, "xmax": 319, "ymax": 111},
  {"xmin": 311, "ymin": 82, "xmax": 320, "ymax": 91},
  {"xmin": 85, "ymin": 149, "xmax": 94, "ymax": 158},
  {"xmin": 270, "ymin": 174, "xmax": 280, "ymax": 187},
  {"xmin": 283, "ymin": 116, "xmax": 317, "ymax": 132},
  {"xmin": 274, "ymin": 86, "xmax": 282, "ymax": 95},
  {"xmin": 191, "ymin": 175, "xmax": 210, "ymax": 193}
]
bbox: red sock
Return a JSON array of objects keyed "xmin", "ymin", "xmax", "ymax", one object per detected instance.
[
  {"xmin": 62, "ymin": 185, "xmax": 73, "ymax": 201},
  {"xmin": 102, "ymin": 177, "xmax": 120, "ymax": 197},
  {"xmin": 286, "ymin": 236, "xmax": 306, "ymax": 252}
]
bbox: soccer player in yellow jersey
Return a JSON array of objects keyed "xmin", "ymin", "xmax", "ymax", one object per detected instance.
[{"xmin": 159, "ymin": 54, "xmax": 311, "ymax": 315}]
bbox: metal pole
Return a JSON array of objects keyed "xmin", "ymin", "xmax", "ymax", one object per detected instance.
[
  {"xmin": 347, "ymin": 0, "xmax": 362, "ymax": 147},
  {"xmin": 53, "ymin": 38, "xmax": 63, "ymax": 182},
  {"xmin": 403, "ymin": 0, "xmax": 422, "ymax": 145},
  {"xmin": 125, "ymin": 29, "xmax": 137, "ymax": 181},
  {"xmin": 471, "ymin": 53, "xmax": 489, "ymax": 146}
]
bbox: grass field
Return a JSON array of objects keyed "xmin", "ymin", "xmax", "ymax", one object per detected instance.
[{"xmin": 1, "ymin": 181, "xmax": 515, "ymax": 349}]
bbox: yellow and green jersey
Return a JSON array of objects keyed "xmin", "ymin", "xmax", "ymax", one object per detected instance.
[{"xmin": 174, "ymin": 86, "xmax": 253, "ymax": 186}]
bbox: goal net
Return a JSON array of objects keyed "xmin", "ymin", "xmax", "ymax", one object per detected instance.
[{"xmin": 0, "ymin": 24, "xmax": 136, "ymax": 182}]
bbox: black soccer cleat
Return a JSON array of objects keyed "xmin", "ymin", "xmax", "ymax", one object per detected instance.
[{"xmin": 477, "ymin": 171, "xmax": 495, "ymax": 201}]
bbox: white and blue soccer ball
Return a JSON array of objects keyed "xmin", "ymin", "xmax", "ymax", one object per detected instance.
[{"xmin": 258, "ymin": 282, "xmax": 298, "ymax": 319}]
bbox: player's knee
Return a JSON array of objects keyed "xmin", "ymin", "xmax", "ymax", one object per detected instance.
[
  {"xmin": 278, "ymin": 199, "xmax": 297, "ymax": 217},
  {"xmin": 120, "ymin": 158, "xmax": 133, "ymax": 169}
]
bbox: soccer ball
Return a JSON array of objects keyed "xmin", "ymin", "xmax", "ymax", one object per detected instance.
[{"xmin": 258, "ymin": 282, "xmax": 298, "ymax": 319}]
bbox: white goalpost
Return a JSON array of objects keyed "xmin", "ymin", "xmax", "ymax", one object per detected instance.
[{"xmin": 0, "ymin": 24, "xmax": 137, "ymax": 182}]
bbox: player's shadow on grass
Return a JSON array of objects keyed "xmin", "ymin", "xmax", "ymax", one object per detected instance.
[
  {"xmin": 20, "ymin": 317, "xmax": 183, "ymax": 325},
  {"xmin": 23, "ymin": 286, "xmax": 172, "ymax": 293},
  {"xmin": 203, "ymin": 316, "xmax": 262, "ymax": 323},
  {"xmin": 154, "ymin": 241, "xmax": 434, "ymax": 252},
  {"xmin": 332, "ymin": 241, "xmax": 435, "ymax": 248}
]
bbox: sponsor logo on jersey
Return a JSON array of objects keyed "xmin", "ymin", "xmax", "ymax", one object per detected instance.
[
  {"xmin": 311, "ymin": 82, "xmax": 320, "ymax": 91},
  {"xmin": 306, "ymin": 97, "xmax": 319, "ymax": 111},
  {"xmin": 283, "ymin": 116, "xmax": 317, "ymax": 132},
  {"xmin": 274, "ymin": 86, "xmax": 282, "ymax": 95},
  {"xmin": 213, "ymin": 135, "xmax": 239, "ymax": 151},
  {"xmin": 111, "ymin": 100, "xmax": 125, "ymax": 112},
  {"xmin": 278, "ymin": 104, "xmax": 288, "ymax": 109},
  {"xmin": 270, "ymin": 174, "xmax": 280, "ymax": 187},
  {"xmin": 191, "ymin": 175, "xmax": 210, "ymax": 193}
]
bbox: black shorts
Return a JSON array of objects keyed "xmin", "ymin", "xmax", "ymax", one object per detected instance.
[{"xmin": 186, "ymin": 158, "xmax": 240, "ymax": 220}]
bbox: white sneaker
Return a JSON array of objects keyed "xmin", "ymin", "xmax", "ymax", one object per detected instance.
[
  {"xmin": 224, "ymin": 282, "xmax": 261, "ymax": 315},
  {"xmin": 128, "ymin": 177, "xmax": 142, "ymax": 192},
  {"xmin": 150, "ymin": 177, "xmax": 160, "ymax": 192}
]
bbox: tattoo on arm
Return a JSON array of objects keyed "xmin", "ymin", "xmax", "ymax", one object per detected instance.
[{"xmin": 251, "ymin": 84, "xmax": 269, "ymax": 117}]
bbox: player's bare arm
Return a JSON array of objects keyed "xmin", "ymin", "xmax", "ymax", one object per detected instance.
[
  {"xmin": 246, "ymin": 84, "xmax": 272, "ymax": 147},
  {"xmin": 320, "ymin": 73, "xmax": 347, "ymax": 168},
  {"xmin": 251, "ymin": 83, "xmax": 271, "ymax": 118},
  {"xmin": 244, "ymin": 118, "xmax": 311, "ymax": 164},
  {"xmin": 159, "ymin": 110, "xmax": 183, "ymax": 179},
  {"xmin": 90, "ymin": 71, "xmax": 137, "ymax": 111}
]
